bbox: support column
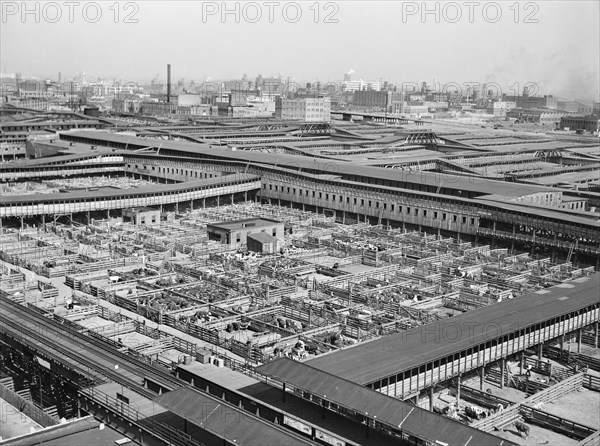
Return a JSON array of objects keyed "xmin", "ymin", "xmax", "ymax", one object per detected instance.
[
  {"xmin": 538, "ymin": 342, "xmax": 543, "ymax": 360},
  {"xmin": 559, "ymin": 335, "xmax": 564, "ymax": 361},
  {"xmin": 520, "ymin": 352, "xmax": 524, "ymax": 375},
  {"xmin": 203, "ymin": 198, "xmax": 206, "ymax": 208},
  {"xmin": 500, "ymin": 358, "xmax": 505, "ymax": 389},
  {"xmin": 456, "ymin": 374, "xmax": 462, "ymax": 405},
  {"xmin": 479, "ymin": 367, "xmax": 484, "ymax": 390},
  {"xmin": 217, "ymin": 196, "xmax": 220, "ymax": 207},
  {"xmin": 595, "ymin": 322, "xmax": 599, "ymax": 349},
  {"xmin": 577, "ymin": 329, "xmax": 582, "ymax": 353},
  {"xmin": 87, "ymin": 211, "xmax": 90, "ymax": 226},
  {"xmin": 231, "ymin": 193, "xmax": 234, "ymax": 205},
  {"xmin": 511, "ymin": 224, "xmax": 516, "ymax": 252},
  {"xmin": 429, "ymin": 387, "xmax": 434, "ymax": 412}
]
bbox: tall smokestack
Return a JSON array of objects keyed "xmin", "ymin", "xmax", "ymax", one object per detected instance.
[{"xmin": 167, "ymin": 64, "xmax": 171, "ymax": 103}]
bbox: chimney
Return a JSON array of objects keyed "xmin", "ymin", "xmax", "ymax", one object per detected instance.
[{"xmin": 167, "ymin": 64, "xmax": 171, "ymax": 103}]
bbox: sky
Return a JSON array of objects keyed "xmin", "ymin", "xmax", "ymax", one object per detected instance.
[{"xmin": 1, "ymin": 0, "xmax": 599, "ymax": 100}]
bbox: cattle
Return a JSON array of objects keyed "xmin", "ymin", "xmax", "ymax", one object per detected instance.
[
  {"xmin": 514, "ymin": 420, "xmax": 530, "ymax": 439},
  {"xmin": 465, "ymin": 405, "xmax": 486, "ymax": 420}
]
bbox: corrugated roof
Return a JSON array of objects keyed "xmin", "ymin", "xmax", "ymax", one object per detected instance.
[
  {"xmin": 154, "ymin": 387, "xmax": 314, "ymax": 445},
  {"xmin": 307, "ymin": 274, "xmax": 600, "ymax": 385},
  {"xmin": 0, "ymin": 174, "xmax": 259, "ymax": 204},
  {"xmin": 257, "ymin": 358, "xmax": 516, "ymax": 446},
  {"xmin": 60, "ymin": 130, "xmax": 558, "ymax": 198}
]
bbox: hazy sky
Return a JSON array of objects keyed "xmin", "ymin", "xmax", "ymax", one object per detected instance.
[{"xmin": 1, "ymin": 1, "xmax": 599, "ymax": 99}]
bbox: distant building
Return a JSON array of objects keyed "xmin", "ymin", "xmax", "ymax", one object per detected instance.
[
  {"xmin": 486, "ymin": 100, "xmax": 516, "ymax": 115},
  {"xmin": 206, "ymin": 218, "xmax": 284, "ymax": 247},
  {"xmin": 275, "ymin": 97, "xmax": 331, "ymax": 122},
  {"xmin": 140, "ymin": 102, "xmax": 178, "ymax": 115},
  {"xmin": 6, "ymin": 97, "xmax": 50, "ymax": 110},
  {"xmin": 507, "ymin": 108, "xmax": 570, "ymax": 125},
  {"xmin": 351, "ymin": 91, "xmax": 403, "ymax": 109},
  {"xmin": 112, "ymin": 98, "xmax": 141, "ymax": 113},
  {"xmin": 559, "ymin": 115, "xmax": 600, "ymax": 134},
  {"xmin": 343, "ymin": 80, "xmax": 364, "ymax": 92},
  {"xmin": 556, "ymin": 100, "xmax": 579, "ymax": 113},
  {"xmin": 576, "ymin": 103, "xmax": 593, "ymax": 115},
  {"xmin": 122, "ymin": 207, "xmax": 160, "ymax": 226},
  {"xmin": 178, "ymin": 94, "xmax": 202, "ymax": 107},
  {"xmin": 391, "ymin": 101, "xmax": 429, "ymax": 115},
  {"xmin": 502, "ymin": 94, "xmax": 558, "ymax": 110},
  {"xmin": 365, "ymin": 81, "xmax": 381, "ymax": 91},
  {"xmin": 592, "ymin": 101, "xmax": 600, "ymax": 116},
  {"xmin": 230, "ymin": 89, "xmax": 260, "ymax": 107}
]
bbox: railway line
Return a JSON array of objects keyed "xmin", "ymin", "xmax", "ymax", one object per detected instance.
[
  {"xmin": 0, "ymin": 294, "xmax": 183, "ymax": 398},
  {"xmin": 0, "ymin": 295, "xmax": 331, "ymax": 445}
]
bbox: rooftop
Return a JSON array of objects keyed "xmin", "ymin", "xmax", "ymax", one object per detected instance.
[
  {"xmin": 257, "ymin": 358, "xmax": 516, "ymax": 446},
  {"xmin": 247, "ymin": 232, "xmax": 279, "ymax": 243},
  {"xmin": 307, "ymin": 274, "xmax": 600, "ymax": 384},
  {"xmin": 207, "ymin": 217, "xmax": 282, "ymax": 231},
  {"xmin": 154, "ymin": 387, "xmax": 314, "ymax": 446}
]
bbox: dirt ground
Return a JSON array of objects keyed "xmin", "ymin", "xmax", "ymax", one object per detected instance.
[
  {"xmin": 578, "ymin": 344, "xmax": 600, "ymax": 359},
  {"xmin": 432, "ymin": 361, "xmax": 598, "ymax": 446},
  {"xmin": 541, "ymin": 388, "xmax": 600, "ymax": 429},
  {"xmin": 493, "ymin": 423, "xmax": 579, "ymax": 446}
]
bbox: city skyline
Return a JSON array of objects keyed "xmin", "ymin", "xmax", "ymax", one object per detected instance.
[{"xmin": 1, "ymin": 1, "xmax": 599, "ymax": 100}]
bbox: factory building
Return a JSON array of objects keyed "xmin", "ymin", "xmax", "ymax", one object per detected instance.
[
  {"xmin": 559, "ymin": 115, "xmax": 600, "ymax": 134},
  {"xmin": 502, "ymin": 94, "xmax": 559, "ymax": 110},
  {"xmin": 351, "ymin": 91, "xmax": 404, "ymax": 110},
  {"xmin": 275, "ymin": 97, "xmax": 331, "ymax": 122},
  {"xmin": 507, "ymin": 108, "xmax": 571, "ymax": 125}
]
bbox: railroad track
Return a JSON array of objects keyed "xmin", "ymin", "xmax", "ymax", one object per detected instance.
[{"xmin": 0, "ymin": 295, "xmax": 184, "ymax": 398}]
